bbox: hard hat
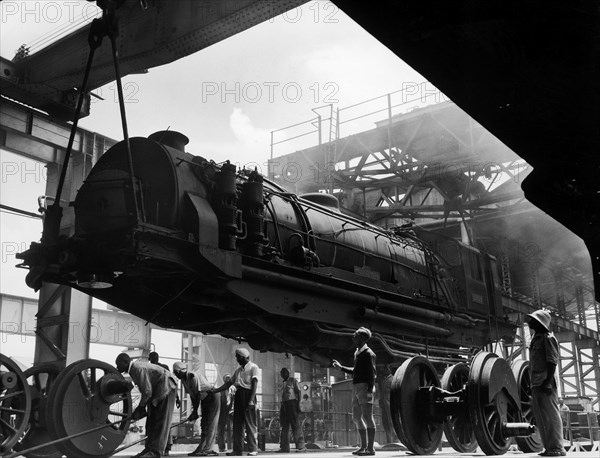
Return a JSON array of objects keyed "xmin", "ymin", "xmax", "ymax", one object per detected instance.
[{"xmin": 527, "ymin": 309, "xmax": 551, "ymax": 332}]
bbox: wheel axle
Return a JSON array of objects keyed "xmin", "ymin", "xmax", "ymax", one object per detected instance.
[
  {"xmin": 390, "ymin": 352, "xmax": 536, "ymax": 456},
  {"xmin": 502, "ymin": 423, "xmax": 536, "ymax": 437}
]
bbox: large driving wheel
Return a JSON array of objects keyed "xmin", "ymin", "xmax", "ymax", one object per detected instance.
[
  {"xmin": 511, "ymin": 359, "xmax": 543, "ymax": 453},
  {"xmin": 390, "ymin": 356, "xmax": 443, "ymax": 455},
  {"xmin": 468, "ymin": 352, "xmax": 521, "ymax": 455},
  {"xmin": 0, "ymin": 353, "xmax": 31, "ymax": 454},
  {"xmin": 268, "ymin": 416, "xmax": 281, "ymax": 443},
  {"xmin": 44, "ymin": 359, "xmax": 132, "ymax": 458},
  {"xmin": 302, "ymin": 416, "xmax": 313, "ymax": 443},
  {"xmin": 441, "ymin": 363, "xmax": 477, "ymax": 453},
  {"xmin": 13, "ymin": 362, "xmax": 63, "ymax": 458}
]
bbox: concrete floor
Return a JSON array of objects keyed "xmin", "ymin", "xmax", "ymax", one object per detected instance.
[{"xmin": 114, "ymin": 443, "xmax": 599, "ymax": 458}]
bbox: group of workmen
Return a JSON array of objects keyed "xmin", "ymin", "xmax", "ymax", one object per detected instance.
[
  {"xmin": 115, "ymin": 312, "xmax": 567, "ymax": 458},
  {"xmin": 115, "ymin": 347, "xmax": 258, "ymax": 458}
]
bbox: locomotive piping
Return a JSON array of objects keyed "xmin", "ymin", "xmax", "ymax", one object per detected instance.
[
  {"xmin": 359, "ymin": 308, "xmax": 452, "ymax": 336},
  {"xmin": 314, "ymin": 323, "xmax": 472, "ymax": 357},
  {"xmin": 242, "ymin": 265, "xmax": 475, "ymax": 327}
]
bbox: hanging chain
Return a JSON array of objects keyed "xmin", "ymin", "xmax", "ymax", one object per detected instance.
[{"xmin": 42, "ymin": 3, "xmax": 142, "ymax": 245}]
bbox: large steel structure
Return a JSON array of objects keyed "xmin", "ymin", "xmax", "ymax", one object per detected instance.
[{"xmin": 268, "ymin": 95, "xmax": 600, "ymax": 408}]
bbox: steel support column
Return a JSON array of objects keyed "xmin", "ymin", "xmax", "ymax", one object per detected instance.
[
  {"xmin": 529, "ymin": 262, "xmax": 542, "ymax": 307},
  {"xmin": 0, "ymin": 98, "xmax": 117, "ymax": 367},
  {"xmin": 505, "ymin": 323, "xmax": 528, "ymax": 362},
  {"xmin": 556, "ymin": 339, "xmax": 582, "ymax": 398},
  {"xmin": 575, "ymin": 284, "xmax": 586, "ymax": 327},
  {"xmin": 500, "ymin": 242, "xmax": 513, "ymax": 297},
  {"xmin": 553, "ymin": 268, "xmax": 566, "ymax": 318}
]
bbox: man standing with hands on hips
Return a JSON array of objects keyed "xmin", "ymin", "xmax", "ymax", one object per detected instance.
[
  {"xmin": 527, "ymin": 310, "xmax": 567, "ymax": 457},
  {"xmin": 332, "ymin": 327, "xmax": 377, "ymax": 456}
]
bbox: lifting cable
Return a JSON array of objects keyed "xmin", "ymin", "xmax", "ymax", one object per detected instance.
[
  {"xmin": 42, "ymin": 3, "xmax": 140, "ymax": 246},
  {"xmin": 4, "ymin": 418, "xmax": 187, "ymax": 458}
]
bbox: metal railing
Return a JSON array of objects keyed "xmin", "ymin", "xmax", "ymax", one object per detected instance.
[
  {"xmin": 269, "ymin": 84, "xmax": 449, "ymax": 160},
  {"xmin": 258, "ymin": 409, "xmax": 389, "ymax": 448},
  {"xmin": 563, "ymin": 412, "xmax": 600, "ymax": 451}
]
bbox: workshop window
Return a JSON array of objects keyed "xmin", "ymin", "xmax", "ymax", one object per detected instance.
[{"xmin": 205, "ymin": 363, "xmax": 217, "ymax": 385}]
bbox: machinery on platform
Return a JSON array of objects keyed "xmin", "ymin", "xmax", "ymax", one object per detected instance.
[{"xmin": 9, "ymin": 131, "xmax": 542, "ymax": 457}]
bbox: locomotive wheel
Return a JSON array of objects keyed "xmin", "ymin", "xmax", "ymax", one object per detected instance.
[
  {"xmin": 14, "ymin": 362, "xmax": 63, "ymax": 458},
  {"xmin": 302, "ymin": 416, "xmax": 313, "ymax": 443},
  {"xmin": 441, "ymin": 363, "xmax": 477, "ymax": 453},
  {"xmin": 0, "ymin": 353, "xmax": 31, "ymax": 454},
  {"xmin": 468, "ymin": 352, "xmax": 521, "ymax": 455},
  {"xmin": 44, "ymin": 359, "xmax": 132, "ymax": 458},
  {"xmin": 511, "ymin": 359, "xmax": 543, "ymax": 453},
  {"xmin": 390, "ymin": 356, "xmax": 443, "ymax": 455},
  {"xmin": 268, "ymin": 415, "xmax": 281, "ymax": 443}
]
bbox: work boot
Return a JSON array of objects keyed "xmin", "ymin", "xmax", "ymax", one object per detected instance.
[
  {"xmin": 358, "ymin": 428, "xmax": 376, "ymax": 455},
  {"xmin": 352, "ymin": 429, "xmax": 367, "ymax": 455},
  {"xmin": 188, "ymin": 445, "xmax": 205, "ymax": 456}
]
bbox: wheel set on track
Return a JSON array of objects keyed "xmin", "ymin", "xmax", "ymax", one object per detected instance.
[
  {"xmin": 389, "ymin": 351, "xmax": 542, "ymax": 455},
  {"xmin": 1, "ymin": 354, "xmax": 132, "ymax": 458},
  {"xmin": 3, "ymin": 351, "xmax": 542, "ymax": 457}
]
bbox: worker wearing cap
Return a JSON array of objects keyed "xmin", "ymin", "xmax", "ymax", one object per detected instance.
[
  {"xmin": 173, "ymin": 362, "xmax": 221, "ymax": 457},
  {"xmin": 527, "ymin": 309, "xmax": 566, "ymax": 457},
  {"xmin": 212, "ymin": 348, "xmax": 260, "ymax": 456},
  {"xmin": 332, "ymin": 327, "xmax": 377, "ymax": 456},
  {"xmin": 116, "ymin": 353, "xmax": 177, "ymax": 458}
]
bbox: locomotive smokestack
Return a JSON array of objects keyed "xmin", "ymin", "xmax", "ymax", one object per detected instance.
[{"xmin": 148, "ymin": 130, "xmax": 189, "ymax": 152}]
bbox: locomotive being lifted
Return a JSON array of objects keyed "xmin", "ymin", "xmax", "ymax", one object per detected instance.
[
  {"xmin": 19, "ymin": 130, "xmax": 513, "ymax": 365},
  {"xmin": 15, "ymin": 131, "xmax": 539, "ymax": 457}
]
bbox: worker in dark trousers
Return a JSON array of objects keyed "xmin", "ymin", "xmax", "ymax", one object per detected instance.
[
  {"xmin": 212, "ymin": 348, "xmax": 260, "ymax": 456},
  {"xmin": 217, "ymin": 373, "xmax": 235, "ymax": 452},
  {"xmin": 527, "ymin": 310, "xmax": 567, "ymax": 457},
  {"xmin": 332, "ymin": 327, "xmax": 377, "ymax": 456},
  {"xmin": 277, "ymin": 367, "xmax": 306, "ymax": 453},
  {"xmin": 116, "ymin": 353, "xmax": 177, "ymax": 458}
]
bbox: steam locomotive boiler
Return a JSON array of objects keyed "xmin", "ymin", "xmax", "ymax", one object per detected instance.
[
  {"xmin": 18, "ymin": 130, "xmax": 514, "ymax": 365},
  {"xmin": 15, "ymin": 131, "xmax": 541, "ymax": 456}
]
